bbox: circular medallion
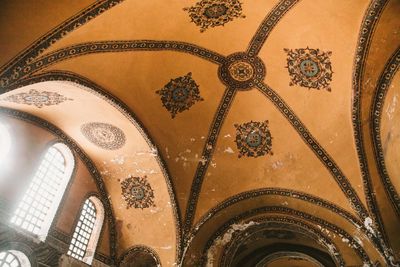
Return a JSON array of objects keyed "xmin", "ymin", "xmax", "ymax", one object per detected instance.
[
  {"xmin": 300, "ymin": 59, "xmax": 320, "ymax": 77},
  {"xmin": 218, "ymin": 52, "xmax": 266, "ymax": 90},
  {"xmin": 228, "ymin": 61, "xmax": 254, "ymax": 82},
  {"xmin": 81, "ymin": 122, "xmax": 126, "ymax": 150},
  {"xmin": 204, "ymin": 4, "xmax": 228, "ymax": 18},
  {"xmin": 172, "ymin": 87, "xmax": 189, "ymax": 102},
  {"xmin": 246, "ymin": 132, "xmax": 262, "ymax": 147},
  {"xmin": 131, "ymin": 186, "xmax": 145, "ymax": 200}
]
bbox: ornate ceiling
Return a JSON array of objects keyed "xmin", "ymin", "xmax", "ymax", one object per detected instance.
[{"xmin": 0, "ymin": 0, "xmax": 399, "ymax": 266}]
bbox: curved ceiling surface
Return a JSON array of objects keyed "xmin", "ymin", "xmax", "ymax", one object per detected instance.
[{"xmin": 0, "ymin": 0, "xmax": 399, "ymax": 266}]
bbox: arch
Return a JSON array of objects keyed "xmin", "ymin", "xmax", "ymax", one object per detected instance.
[
  {"xmin": 0, "ymin": 250, "xmax": 31, "ymax": 267},
  {"xmin": 67, "ymin": 196, "xmax": 104, "ymax": 265},
  {"xmin": 0, "ymin": 106, "xmax": 117, "ymax": 262},
  {"xmin": 220, "ymin": 221, "xmax": 340, "ymax": 267},
  {"xmin": 255, "ymin": 251, "xmax": 324, "ymax": 267},
  {"xmin": 2, "ymin": 72, "xmax": 182, "ymax": 261},
  {"xmin": 10, "ymin": 142, "xmax": 75, "ymax": 241},
  {"xmin": 118, "ymin": 245, "xmax": 161, "ymax": 267},
  {"xmin": 200, "ymin": 209, "xmax": 372, "ymax": 266}
]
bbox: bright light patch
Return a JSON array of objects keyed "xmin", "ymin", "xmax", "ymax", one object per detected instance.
[{"xmin": 0, "ymin": 123, "xmax": 11, "ymax": 163}]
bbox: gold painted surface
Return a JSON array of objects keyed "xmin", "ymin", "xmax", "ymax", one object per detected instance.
[
  {"xmin": 42, "ymin": 52, "xmax": 224, "ymax": 218},
  {"xmin": 195, "ymin": 88, "xmax": 357, "ymax": 223},
  {"xmin": 381, "ymin": 71, "xmax": 400, "ymax": 206},
  {"xmin": 360, "ymin": 0, "xmax": 400, "ymax": 255},
  {"xmin": 0, "ymin": 82, "xmax": 178, "ymax": 265},
  {"xmin": 44, "ymin": 0, "xmax": 280, "ymax": 56},
  {"xmin": 0, "ymin": 0, "xmax": 399, "ymax": 264},
  {"xmin": 0, "ymin": 0, "xmax": 95, "ymax": 67}
]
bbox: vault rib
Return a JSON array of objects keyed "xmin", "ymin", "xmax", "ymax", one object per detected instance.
[
  {"xmin": 256, "ymin": 81, "xmax": 369, "ymax": 221},
  {"xmin": 0, "ymin": 0, "xmax": 125, "ymax": 87},
  {"xmin": 183, "ymin": 87, "xmax": 237, "ymax": 236},
  {"xmin": 1, "ymin": 40, "xmax": 227, "ymax": 91},
  {"xmin": 246, "ymin": 0, "xmax": 300, "ymax": 57}
]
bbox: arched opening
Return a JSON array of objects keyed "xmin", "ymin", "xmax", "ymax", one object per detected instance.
[
  {"xmin": 119, "ymin": 248, "xmax": 160, "ymax": 267},
  {"xmin": 0, "ymin": 250, "xmax": 31, "ymax": 267},
  {"xmin": 67, "ymin": 196, "xmax": 104, "ymax": 265},
  {"xmin": 10, "ymin": 142, "xmax": 74, "ymax": 241}
]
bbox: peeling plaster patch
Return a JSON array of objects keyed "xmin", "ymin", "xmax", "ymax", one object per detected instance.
[
  {"xmin": 111, "ymin": 155, "xmax": 125, "ymax": 165},
  {"xmin": 224, "ymin": 134, "xmax": 231, "ymax": 138},
  {"xmin": 326, "ymin": 243, "xmax": 339, "ymax": 257},
  {"xmin": 135, "ymin": 147, "xmax": 158, "ymax": 156},
  {"xmin": 342, "ymin": 237, "xmax": 349, "ymax": 244},
  {"xmin": 224, "ymin": 147, "xmax": 234, "ymax": 154},
  {"xmin": 165, "ymin": 147, "xmax": 170, "ymax": 159},
  {"xmin": 135, "ymin": 168, "xmax": 158, "ymax": 174},
  {"xmin": 386, "ymin": 93, "xmax": 398, "ymax": 120},
  {"xmin": 364, "ymin": 217, "xmax": 376, "ymax": 236},
  {"xmin": 281, "ymin": 201, "xmax": 289, "ymax": 206},
  {"xmin": 206, "ymin": 221, "xmax": 259, "ymax": 267},
  {"xmin": 201, "ymin": 136, "xmax": 205, "ymax": 139},
  {"xmin": 272, "ymin": 160, "xmax": 283, "ymax": 169},
  {"xmin": 354, "ymin": 236, "xmax": 363, "ymax": 246},
  {"xmin": 160, "ymin": 246, "xmax": 172, "ymax": 250},
  {"xmin": 190, "ymin": 137, "xmax": 196, "ymax": 142},
  {"xmin": 200, "ymin": 157, "xmax": 207, "ymax": 165}
]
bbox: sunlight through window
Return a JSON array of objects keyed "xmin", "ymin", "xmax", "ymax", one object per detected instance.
[{"xmin": 11, "ymin": 143, "xmax": 74, "ymax": 241}]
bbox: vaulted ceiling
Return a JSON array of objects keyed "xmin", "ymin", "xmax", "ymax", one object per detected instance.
[{"xmin": 0, "ymin": 0, "xmax": 399, "ymax": 266}]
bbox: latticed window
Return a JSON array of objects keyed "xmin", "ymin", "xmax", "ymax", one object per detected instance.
[
  {"xmin": 68, "ymin": 199, "xmax": 97, "ymax": 261},
  {"xmin": 10, "ymin": 143, "xmax": 74, "ymax": 241},
  {"xmin": 0, "ymin": 251, "xmax": 20, "ymax": 267},
  {"xmin": 0, "ymin": 251, "xmax": 30, "ymax": 267}
]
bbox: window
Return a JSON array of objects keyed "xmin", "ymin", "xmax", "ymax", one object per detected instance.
[
  {"xmin": 68, "ymin": 196, "xmax": 104, "ymax": 265},
  {"xmin": 0, "ymin": 250, "xmax": 31, "ymax": 267},
  {"xmin": 11, "ymin": 143, "xmax": 74, "ymax": 241}
]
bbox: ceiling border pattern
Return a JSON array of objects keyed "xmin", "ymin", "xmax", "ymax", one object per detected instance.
[
  {"xmin": 247, "ymin": 0, "xmax": 299, "ymax": 56},
  {"xmin": 201, "ymin": 207, "xmax": 372, "ymax": 266},
  {"xmin": 371, "ymin": 47, "xmax": 400, "ymax": 217},
  {"xmin": 351, "ymin": 0, "xmax": 390, "ymax": 248},
  {"xmin": 220, "ymin": 220, "xmax": 342, "ymax": 267},
  {"xmin": 255, "ymin": 82, "xmax": 369, "ymax": 219},
  {"xmin": 1, "ymin": 40, "xmax": 226, "ymax": 90},
  {"xmin": 184, "ymin": 87, "xmax": 237, "ymax": 234},
  {"xmin": 190, "ymin": 187, "xmax": 385, "ymax": 260},
  {"xmin": 5, "ymin": 70, "xmax": 184, "ymax": 262},
  {"xmin": 0, "ymin": 107, "xmax": 118, "ymax": 264},
  {"xmin": 117, "ymin": 245, "xmax": 161, "ymax": 266},
  {"xmin": 0, "ymin": 0, "xmax": 125, "ymax": 87}
]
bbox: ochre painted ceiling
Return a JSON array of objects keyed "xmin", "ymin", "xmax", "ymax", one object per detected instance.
[{"xmin": 0, "ymin": 0, "xmax": 399, "ymax": 266}]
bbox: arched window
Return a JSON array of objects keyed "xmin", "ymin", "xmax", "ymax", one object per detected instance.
[
  {"xmin": 68, "ymin": 196, "xmax": 104, "ymax": 265},
  {"xmin": 0, "ymin": 250, "xmax": 31, "ymax": 267},
  {"xmin": 11, "ymin": 143, "xmax": 74, "ymax": 241}
]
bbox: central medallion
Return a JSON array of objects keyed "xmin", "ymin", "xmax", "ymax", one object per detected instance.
[
  {"xmin": 228, "ymin": 61, "xmax": 254, "ymax": 82},
  {"xmin": 219, "ymin": 53, "xmax": 265, "ymax": 90}
]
